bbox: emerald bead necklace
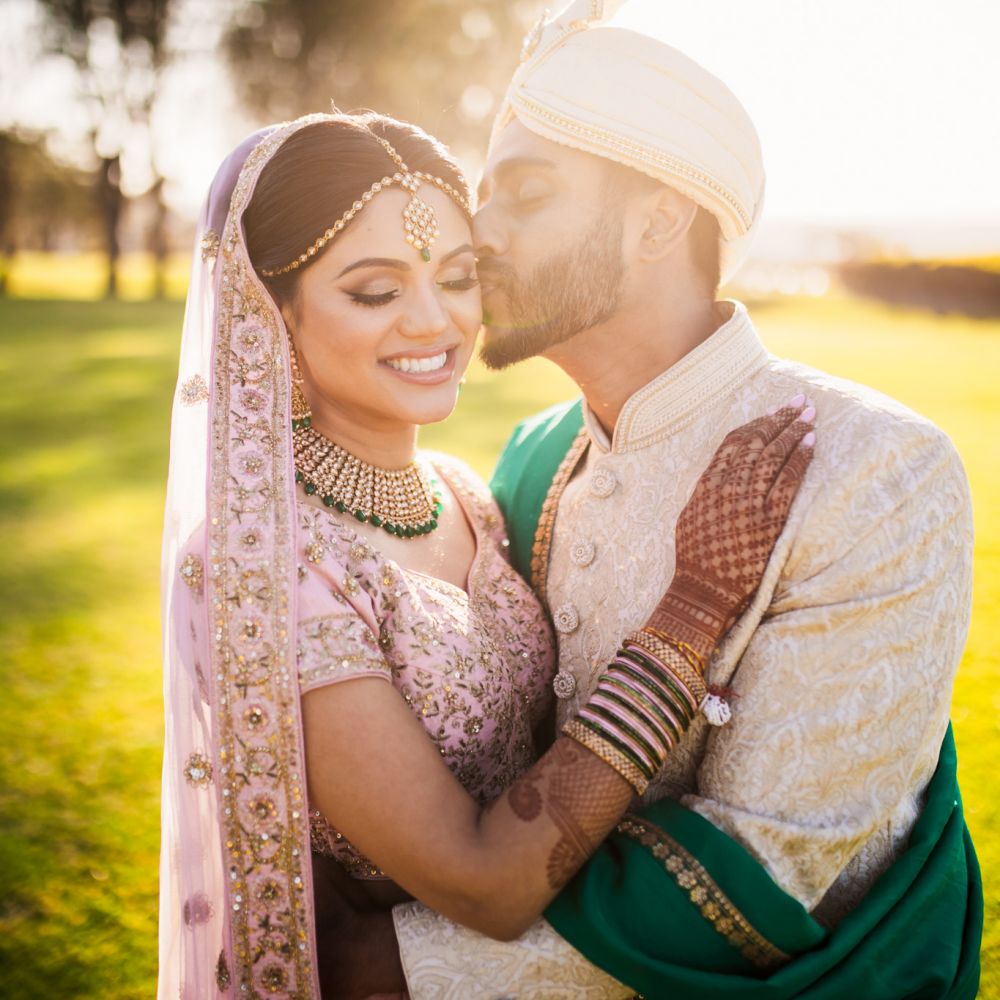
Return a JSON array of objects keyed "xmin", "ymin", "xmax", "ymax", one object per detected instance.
[{"xmin": 293, "ymin": 424, "xmax": 442, "ymax": 538}]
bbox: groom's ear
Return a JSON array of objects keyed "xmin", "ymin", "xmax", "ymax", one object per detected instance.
[{"xmin": 634, "ymin": 187, "xmax": 699, "ymax": 264}]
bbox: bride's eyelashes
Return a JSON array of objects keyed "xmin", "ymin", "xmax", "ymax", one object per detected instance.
[
  {"xmin": 440, "ymin": 275, "xmax": 480, "ymax": 292},
  {"xmin": 348, "ymin": 289, "xmax": 399, "ymax": 307},
  {"xmin": 346, "ymin": 275, "xmax": 479, "ymax": 308}
]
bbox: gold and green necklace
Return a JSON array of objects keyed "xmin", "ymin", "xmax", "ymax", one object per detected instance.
[{"xmin": 293, "ymin": 425, "xmax": 442, "ymax": 538}]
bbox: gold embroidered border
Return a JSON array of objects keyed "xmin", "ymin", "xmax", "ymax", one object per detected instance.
[
  {"xmin": 209, "ymin": 118, "xmax": 326, "ymax": 998},
  {"xmin": 617, "ymin": 814, "xmax": 789, "ymax": 971},
  {"xmin": 514, "ymin": 96, "xmax": 752, "ymax": 230},
  {"xmin": 529, "ymin": 427, "xmax": 590, "ymax": 607}
]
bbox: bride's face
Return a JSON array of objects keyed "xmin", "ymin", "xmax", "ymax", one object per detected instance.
[{"xmin": 279, "ymin": 185, "xmax": 480, "ymax": 436}]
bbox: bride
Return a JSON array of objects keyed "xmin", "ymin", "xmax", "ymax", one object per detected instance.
[{"xmin": 158, "ymin": 110, "xmax": 814, "ymax": 997}]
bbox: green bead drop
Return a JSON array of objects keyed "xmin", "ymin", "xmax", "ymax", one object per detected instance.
[
  {"xmin": 369, "ymin": 515, "xmax": 382, "ymax": 527},
  {"xmin": 354, "ymin": 510, "xmax": 367, "ymax": 522},
  {"xmin": 304, "ymin": 482, "xmax": 316, "ymax": 495},
  {"xmin": 322, "ymin": 495, "xmax": 335, "ymax": 507}
]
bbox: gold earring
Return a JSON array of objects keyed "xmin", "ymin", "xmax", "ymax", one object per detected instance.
[{"xmin": 287, "ymin": 337, "xmax": 312, "ymax": 431}]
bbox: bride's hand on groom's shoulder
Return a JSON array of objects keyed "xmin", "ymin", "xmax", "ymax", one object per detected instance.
[{"xmin": 646, "ymin": 397, "xmax": 816, "ymax": 663}]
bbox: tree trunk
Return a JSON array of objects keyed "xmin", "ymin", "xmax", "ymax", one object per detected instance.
[{"xmin": 99, "ymin": 155, "xmax": 123, "ymax": 299}]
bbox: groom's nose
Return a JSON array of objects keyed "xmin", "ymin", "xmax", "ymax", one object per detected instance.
[{"xmin": 472, "ymin": 203, "xmax": 508, "ymax": 260}]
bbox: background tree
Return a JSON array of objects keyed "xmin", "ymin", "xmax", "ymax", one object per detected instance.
[
  {"xmin": 223, "ymin": 0, "xmax": 545, "ymax": 167},
  {"xmin": 37, "ymin": 0, "xmax": 173, "ymax": 298},
  {"xmin": 0, "ymin": 129, "xmax": 99, "ymax": 295}
]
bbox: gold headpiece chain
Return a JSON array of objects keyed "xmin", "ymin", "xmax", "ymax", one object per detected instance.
[{"xmin": 260, "ymin": 134, "xmax": 471, "ymax": 277}]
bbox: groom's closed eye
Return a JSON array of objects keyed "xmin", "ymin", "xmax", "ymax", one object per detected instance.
[{"xmin": 478, "ymin": 156, "xmax": 559, "ymax": 205}]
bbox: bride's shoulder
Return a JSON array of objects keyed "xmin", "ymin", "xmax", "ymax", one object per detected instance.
[{"xmin": 421, "ymin": 450, "xmax": 506, "ymax": 536}]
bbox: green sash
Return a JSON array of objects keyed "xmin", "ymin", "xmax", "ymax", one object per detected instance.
[
  {"xmin": 489, "ymin": 399, "xmax": 584, "ymax": 580},
  {"xmin": 490, "ymin": 406, "xmax": 983, "ymax": 1000}
]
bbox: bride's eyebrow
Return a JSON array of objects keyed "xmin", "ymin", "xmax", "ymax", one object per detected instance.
[
  {"xmin": 439, "ymin": 243, "xmax": 474, "ymax": 264},
  {"xmin": 336, "ymin": 257, "xmax": 410, "ymax": 278},
  {"xmin": 337, "ymin": 244, "xmax": 474, "ymax": 278}
]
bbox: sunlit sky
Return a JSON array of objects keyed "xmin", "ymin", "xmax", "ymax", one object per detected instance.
[
  {"xmin": 613, "ymin": 0, "xmax": 1000, "ymax": 231},
  {"xmin": 3, "ymin": 0, "xmax": 999, "ymax": 241}
]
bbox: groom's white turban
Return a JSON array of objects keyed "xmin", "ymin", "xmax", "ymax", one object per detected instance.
[{"xmin": 491, "ymin": 0, "xmax": 765, "ymax": 282}]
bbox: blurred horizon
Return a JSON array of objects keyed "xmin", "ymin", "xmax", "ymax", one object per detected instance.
[{"xmin": 2, "ymin": 0, "xmax": 998, "ymax": 273}]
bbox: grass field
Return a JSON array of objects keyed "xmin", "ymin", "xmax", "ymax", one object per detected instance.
[{"xmin": 0, "ymin": 286, "xmax": 996, "ymax": 997}]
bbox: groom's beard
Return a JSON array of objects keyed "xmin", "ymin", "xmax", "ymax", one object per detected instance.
[{"xmin": 478, "ymin": 212, "xmax": 625, "ymax": 371}]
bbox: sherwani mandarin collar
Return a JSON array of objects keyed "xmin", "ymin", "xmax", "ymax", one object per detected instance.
[{"xmin": 583, "ymin": 301, "xmax": 770, "ymax": 454}]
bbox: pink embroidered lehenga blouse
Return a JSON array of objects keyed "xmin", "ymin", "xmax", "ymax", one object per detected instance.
[{"xmin": 295, "ymin": 454, "xmax": 556, "ymax": 877}]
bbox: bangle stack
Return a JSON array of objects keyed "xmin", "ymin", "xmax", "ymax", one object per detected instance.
[{"xmin": 562, "ymin": 628, "xmax": 707, "ymax": 795}]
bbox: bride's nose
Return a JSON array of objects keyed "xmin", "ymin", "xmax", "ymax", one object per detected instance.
[{"xmin": 398, "ymin": 282, "xmax": 449, "ymax": 339}]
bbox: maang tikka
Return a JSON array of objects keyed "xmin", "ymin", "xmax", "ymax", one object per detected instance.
[{"xmin": 260, "ymin": 132, "xmax": 471, "ymax": 277}]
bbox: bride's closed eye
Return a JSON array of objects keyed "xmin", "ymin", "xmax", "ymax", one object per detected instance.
[
  {"xmin": 439, "ymin": 275, "xmax": 479, "ymax": 292},
  {"xmin": 348, "ymin": 289, "xmax": 399, "ymax": 307}
]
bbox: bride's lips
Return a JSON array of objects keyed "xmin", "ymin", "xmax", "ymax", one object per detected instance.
[{"xmin": 379, "ymin": 345, "xmax": 460, "ymax": 385}]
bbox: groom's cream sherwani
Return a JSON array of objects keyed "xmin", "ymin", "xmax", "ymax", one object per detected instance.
[{"xmin": 392, "ymin": 303, "xmax": 974, "ymax": 998}]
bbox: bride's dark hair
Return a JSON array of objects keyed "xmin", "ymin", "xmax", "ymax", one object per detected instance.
[{"xmin": 244, "ymin": 110, "xmax": 469, "ymax": 301}]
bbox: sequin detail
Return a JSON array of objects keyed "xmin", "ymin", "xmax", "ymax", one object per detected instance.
[
  {"xmin": 179, "ymin": 553, "xmax": 204, "ymax": 592},
  {"xmin": 216, "ymin": 951, "xmax": 231, "ymax": 990},
  {"xmin": 183, "ymin": 752, "xmax": 213, "ymax": 788},
  {"xmin": 179, "ymin": 374, "xmax": 209, "ymax": 407},
  {"xmin": 200, "ymin": 228, "xmax": 220, "ymax": 261}
]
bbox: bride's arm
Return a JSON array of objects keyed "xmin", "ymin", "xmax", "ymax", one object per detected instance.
[
  {"xmin": 304, "ymin": 678, "xmax": 633, "ymax": 941},
  {"xmin": 304, "ymin": 402, "xmax": 814, "ymax": 941}
]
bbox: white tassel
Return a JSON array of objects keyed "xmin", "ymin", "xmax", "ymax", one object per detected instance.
[{"xmin": 700, "ymin": 692, "xmax": 732, "ymax": 727}]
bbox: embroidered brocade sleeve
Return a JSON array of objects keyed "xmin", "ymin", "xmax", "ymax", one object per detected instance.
[
  {"xmin": 392, "ymin": 903, "xmax": 634, "ymax": 1000},
  {"xmin": 683, "ymin": 421, "xmax": 974, "ymax": 915},
  {"xmin": 296, "ymin": 513, "xmax": 392, "ymax": 694},
  {"xmin": 297, "ymin": 601, "xmax": 390, "ymax": 694}
]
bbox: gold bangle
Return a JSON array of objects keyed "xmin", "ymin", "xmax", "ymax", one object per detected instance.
[
  {"xmin": 641, "ymin": 628, "xmax": 707, "ymax": 673},
  {"xmin": 625, "ymin": 630, "xmax": 707, "ymax": 707},
  {"xmin": 563, "ymin": 719, "xmax": 649, "ymax": 796}
]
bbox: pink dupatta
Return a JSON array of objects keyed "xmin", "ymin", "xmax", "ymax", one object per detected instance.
[{"xmin": 159, "ymin": 117, "xmax": 338, "ymax": 998}]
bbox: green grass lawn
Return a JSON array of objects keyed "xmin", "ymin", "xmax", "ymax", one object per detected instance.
[{"xmin": 0, "ymin": 291, "xmax": 996, "ymax": 997}]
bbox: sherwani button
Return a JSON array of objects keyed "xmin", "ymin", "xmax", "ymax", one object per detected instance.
[
  {"xmin": 570, "ymin": 540, "xmax": 596, "ymax": 567},
  {"xmin": 590, "ymin": 467, "xmax": 617, "ymax": 498},
  {"xmin": 552, "ymin": 670, "xmax": 577, "ymax": 699},
  {"xmin": 553, "ymin": 603, "xmax": 580, "ymax": 634}
]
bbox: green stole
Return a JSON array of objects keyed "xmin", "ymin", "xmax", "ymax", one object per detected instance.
[{"xmin": 490, "ymin": 401, "xmax": 983, "ymax": 1000}]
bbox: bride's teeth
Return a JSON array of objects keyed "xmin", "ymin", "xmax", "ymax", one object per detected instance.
[{"xmin": 387, "ymin": 352, "xmax": 447, "ymax": 373}]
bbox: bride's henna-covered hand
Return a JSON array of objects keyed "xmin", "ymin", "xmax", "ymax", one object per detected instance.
[{"xmin": 646, "ymin": 396, "xmax": 816, "ymax": 661}]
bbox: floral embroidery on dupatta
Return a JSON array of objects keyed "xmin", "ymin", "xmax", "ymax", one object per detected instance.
[{"xmin": 206, "ymin": 118, "xmax": 332, "ymax": 998}]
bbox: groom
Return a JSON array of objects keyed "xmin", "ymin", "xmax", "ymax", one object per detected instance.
[{"xmin": 334, "ymin": 3, "xmax": 982, "ymax": 996}]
